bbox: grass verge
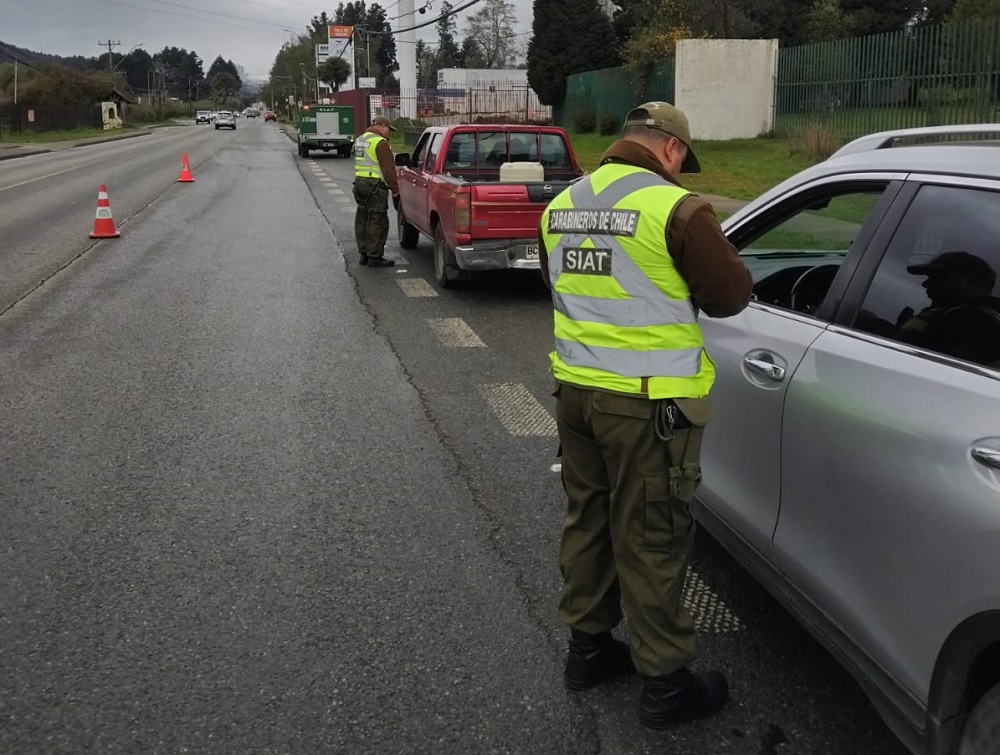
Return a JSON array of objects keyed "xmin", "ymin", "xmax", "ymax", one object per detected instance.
[
  {"xmin": 569, "ymin": 131, "xmax": 817, "ymax": 201},
  {"xmin": 1, "ymin": 125, "xmax": 147, "ymax": 144}
]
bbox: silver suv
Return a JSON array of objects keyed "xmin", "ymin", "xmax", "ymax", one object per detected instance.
[
  {"xmin": 214, "ymin": 111, "xmax": 236, "ymax": 130},
  {"xmin": 698, "ymin": 124, "xmax": 1000, "ymax": 755}
]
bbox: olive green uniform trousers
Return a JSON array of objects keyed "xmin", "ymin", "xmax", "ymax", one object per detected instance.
[
  {"xmin": 353, "ymin": 178, "xmax": 390, "ymax": 258},
  {"xmin": 556, "ymin": 382, "xmax": 710, "ymax": 677}
]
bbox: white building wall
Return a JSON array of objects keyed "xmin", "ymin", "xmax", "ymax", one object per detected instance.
[{"xmin": 674, "ymin": 39, "xmax": 778, "ymax": 140}]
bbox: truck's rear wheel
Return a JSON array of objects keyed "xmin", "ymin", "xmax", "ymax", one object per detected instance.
[
  {"xmin": 298, "ymin": 144, "xmax": 308, "ymax": 158},
  {"xmin": 433, "ymin": 225, "xmax": 456, "ymax": 289},
  {"xmin": 398, "ymin": 205, "xmax": 419, "ymax": 249}
]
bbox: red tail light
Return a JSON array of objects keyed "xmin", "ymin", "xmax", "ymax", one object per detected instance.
[{"xmin": 455, "ymin": 192, "xmax": 471, "ymax": 235}]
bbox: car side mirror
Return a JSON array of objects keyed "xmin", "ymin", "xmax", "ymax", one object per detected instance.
[{"xmin": 395, "ymin": 153, "xmax": 411, "ymax": 166}]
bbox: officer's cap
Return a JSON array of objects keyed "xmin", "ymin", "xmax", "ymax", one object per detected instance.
[
  {"xmin": 907, "ymin": 251, "xmax": 997, "ymax": 288},
  {"xmin": 623, "ymin": 102, "xmax": 701, "ymax": 174},
  {"xmin": 371, "ymin": 115, "xmax": 396, "ymax": 131}
]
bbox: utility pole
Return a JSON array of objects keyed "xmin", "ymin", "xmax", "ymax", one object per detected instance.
[{"xmin": 99, "ymin": 40, "xmax": 121, "ymax": 75}]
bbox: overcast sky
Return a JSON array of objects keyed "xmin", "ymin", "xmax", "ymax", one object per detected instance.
[{"xmin": 1, "ymin": 0, "xmax": 533, "ymax": 81}]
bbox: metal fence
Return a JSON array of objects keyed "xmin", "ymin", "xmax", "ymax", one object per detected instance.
[
  {"xmin": 0, "ymin": 103, "xmax": 104, "ymax": 135},
  {"xmin": 560, "ymin": 60, "xmax": 675, "ymax": 132},
  {"xmin": 775, "ymin": 16, "xmax": 1000, "ymax": 139},
  {"xmin": 362, "ymin": 84, "xmax": 552, "ymax": 127}
]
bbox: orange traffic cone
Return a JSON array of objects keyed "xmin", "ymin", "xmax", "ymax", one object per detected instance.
[
  {"xmin": 89, "ymin": 184, "xmax": 120, "ymax": 239},
  {"xmin": 177, "ymin": 153, "xmax": 194, "ymax": 183}
]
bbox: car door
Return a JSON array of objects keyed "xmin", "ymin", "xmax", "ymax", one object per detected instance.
[
  {"xmin": 398, "ymin": 133, "xmax": 431, "ymax": 236},
  {"xmin": 697, "ymin": 177, "xmax": 900, "ymax": 569},
  {"xmin": 774, "ymin": 179, "xmax": 1000, "ymax": 713}
]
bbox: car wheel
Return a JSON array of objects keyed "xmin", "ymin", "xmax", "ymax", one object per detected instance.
[
  {"xmin": 959, "ymin": 682, "xmax": 1000, "ymax": 755},
  {"xmin": 433, "ymin": 224, "xmax": 455, "ymax": 289},
  {"xmin": 398, "ymin": 204, "xmax": 419, "ymax": 249},
  {"xmin": 299, "ymin": 145, "xmax": 308, "ymax": 158}
]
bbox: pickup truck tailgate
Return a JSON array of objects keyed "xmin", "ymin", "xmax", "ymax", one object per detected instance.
[{"xmin": 469, "ymin": 182, "xmax": 568, "ymax": 239}]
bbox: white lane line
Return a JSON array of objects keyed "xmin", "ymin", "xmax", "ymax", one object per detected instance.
[
  {"xmin": 683, "ymin": 570, "xmax": 746, "ymax": 633},
  {"xmin": 428, "ymin": 317, "xmax": 485, "ymax": 347},
  {"xmin": 479, "ymin": 383, "xmax": 557, "ymax": 437},
  {"xmin": 331, "ymin": 196, "xmax": 352, "ymax": 202},
  {"xmin": 327, "ymin": 188, "xmax": 345, "ymax": 194},
  {"xmin": 318, "ymin": 177, "xmax": 335, "ymax": 183},
  {"xmin": 397, "ymin": 279, "xmax": 438, "ymax": 298}
]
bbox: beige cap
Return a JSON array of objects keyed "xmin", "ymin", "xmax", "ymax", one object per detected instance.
[
  {"xmin": 371, "ymin": 115, "xmax": 396, "ymax": 131},
  {"xmin": 623, "ymin": 101, "xmax": 700, "ymax": 173}
]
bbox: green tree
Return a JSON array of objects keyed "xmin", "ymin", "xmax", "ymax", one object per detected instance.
[
  {"xmin": 415, "ymin": 39, "xmax": 438, "ymax": 87},
  {"xmin": 318, "ymin": 57, "xmax": 353, "ymax": 90},
  {"xmin": 463, "ymin": 0, "xmax": 519, "ymax": 68},
  {"xmin": 949, "ymin": 0, "xmax": 1000, "ymax": 18},
  {"xmin": 806, "ymin": 0, "xmax": 853, "ymax": 41},
  {"xmin": 210, "ymin": 71, "xmax": 238, "ymax": 106},
  {"xmin": 436, "ymin": 1, "xmax": 463, "ymax": 69},
  {"xmin": 527, "ymin": 0, "xmax": 620, "ymax": 105}
]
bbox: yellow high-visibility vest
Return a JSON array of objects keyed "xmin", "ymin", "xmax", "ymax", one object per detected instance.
[
  {"xmin": 540, "ymin": 162, "xmax": 715, "ymax": 399},
  {"xmin": 353, "ymin": 132, "xmax": 385, "ymax": 181}
]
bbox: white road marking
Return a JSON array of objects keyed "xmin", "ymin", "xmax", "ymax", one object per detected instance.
[
  {"xmin": 683, "ymin": 570, "xmax": 746, "ymax": 633},
  {"xmin": 397, "ymin": 279, "xmax": 437, "ymax": 298},
  {"xmin": 428, "ymin": 317, "xmax": 485, "ymax": 347},
  {"xmin": 479, "ymin": 383, "xmax": 557, "ymax": 437}
]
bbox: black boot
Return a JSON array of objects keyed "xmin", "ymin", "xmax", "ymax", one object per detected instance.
[
  {"xmin": 359, "ymin": 254, "xmax": 369, "ymax": 266},
  {"xmin": 367, "ymin": 256, "xmax": 395, "ymax": 268},
  {"xmin": 639, "ymin": 667, "xmax": 729, "ymax": 729},
  {"xmin": 564, "ymin": 629, "xmax": 635, "ymax": 691}
]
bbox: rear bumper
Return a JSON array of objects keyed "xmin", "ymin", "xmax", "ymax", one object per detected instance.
[
  {"xmin": 302, "ymin": 138, "xmax": 353, "ymax": 151},
  {"xmin": 453, "ymin": 238, "xmax": 540, "ymax": 271}
]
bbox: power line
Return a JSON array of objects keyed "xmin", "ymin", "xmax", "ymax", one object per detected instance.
[{"xmin": 358, "ymin": 0, "xmax": 486, "ymax": 35}]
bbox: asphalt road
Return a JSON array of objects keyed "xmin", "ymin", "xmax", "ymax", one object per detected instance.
[{"xmin": 0, "ymin": 120, "xmax": 909, "ymax": 754}]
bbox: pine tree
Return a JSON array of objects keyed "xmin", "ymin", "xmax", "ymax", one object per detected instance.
[{"xmin": 527, "ymin": 0, "xmax": 620, "ymax": 106}]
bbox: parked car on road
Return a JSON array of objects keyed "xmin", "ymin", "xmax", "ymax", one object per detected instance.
[
  {"xmin": 697, "ymin": 124, "xmax": 1000, "ymax": 755},
  {"xmin": 264, "ymin": 111, "xmax": 277, "ymax": 123},
  {"xmin": 214, "ymin": 111, "xmax": 236, "ymax": 130},
  {"xmin": 393, "ymin": 124, "xmax": 584, "ymax": 288}
]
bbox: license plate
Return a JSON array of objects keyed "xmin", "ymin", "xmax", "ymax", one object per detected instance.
[{"xmin": 525, "ymin": 244, "xmax": 539, "ymax": 260}]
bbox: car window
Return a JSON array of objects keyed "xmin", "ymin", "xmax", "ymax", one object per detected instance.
[
  {"xmin": 479, "ymin": 131, "xmax": 507, "ymax": 166},
  {"xmin": 444, "ymin": 132, "xmax": 477, "ymax": 170},
  {"xmin": 425, "ymin": 133, "xmax": 444, "ymax": 173},
  {"xmin": 507, "ymin": 132, "xmax": 538, "ymax": 162},
  {"xmin": 734, "ymin": 185, "xmax": 889, "ymax": 316},
  {"xmin": 853, "ymin": 184, "xmax": 1000, "ymax": 368},
  {"xmin": 409, "ymin": 133, "xmax": 431, "ymax": 171},
  {"xmin": 539, "ymin": 134, "xmax": 570, "ymax": 168}
]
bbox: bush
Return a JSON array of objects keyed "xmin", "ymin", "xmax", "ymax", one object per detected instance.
[
  {"xmin": 789, "ymin": 122, "xmax": 842, "ymax": 162},
  {"xmin": 572, "ymin": 108, "xmax": 596, "ymax": 134},
  {"xmin": 598, "ymin": 111, "xmax": 619, "ymax": 135}
]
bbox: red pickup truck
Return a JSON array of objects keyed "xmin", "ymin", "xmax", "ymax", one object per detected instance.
[{"xmin": 393, "ymin": 124, "xmax": 584, "ymax": 287}]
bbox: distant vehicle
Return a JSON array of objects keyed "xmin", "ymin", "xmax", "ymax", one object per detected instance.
[
  {"xmin": 245, "ymin": 109, "xmax": 258, "ymax": 118},
  {"xmin": 264, "ymin": 111, "xmax": 277, "ymax": 122},
  {"xmin": 214, "ymin": 111, "xmax": 236, "ymax": 130},
  {"xmin": 393, "ymin": 124, "xmax": 583, "ymax": 288},
  {"xmin": 296, "ymin": 104, "xmax": 354, "ymax": 158},
  {"xmin": 195, "ymin": 110, "xmax": 212, "ymax": 124}
]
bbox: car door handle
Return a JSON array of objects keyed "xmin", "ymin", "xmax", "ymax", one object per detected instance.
[
  {"xmin": 743, "ymin": 357, "xmax": 786, "ymax": 382},
  {"xmin": 971, "ymin": 447, "xmax": 1000, "ymax": 470}
]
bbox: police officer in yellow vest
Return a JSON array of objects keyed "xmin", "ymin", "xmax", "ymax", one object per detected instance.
[
  {"xmin": 538, "ymin": 101, "xmax": 752, "ymax": 728},
  {"xmin": 353, "ymin": 115, "xmax": 400, "ymax": 268}
]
